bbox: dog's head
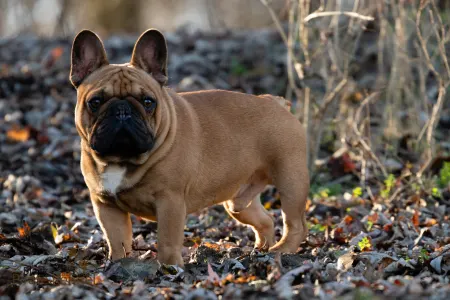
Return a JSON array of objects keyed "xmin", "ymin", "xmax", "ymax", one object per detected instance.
[{"xmin": 70, "ymin": 29, "xmax": 169, "ymax": 163}]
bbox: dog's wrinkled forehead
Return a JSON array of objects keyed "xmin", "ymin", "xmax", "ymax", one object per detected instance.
[{"xmin": 79, "ymin": 65, "xmax": 157, "ymax": 99}]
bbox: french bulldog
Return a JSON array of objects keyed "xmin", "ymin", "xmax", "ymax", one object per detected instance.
[{"xmin": 70, "ymin": 29, "xmax": 309, "ymax": 266}]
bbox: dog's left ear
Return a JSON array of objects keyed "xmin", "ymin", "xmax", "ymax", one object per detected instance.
[{"xmin": 130, "ymin": 29, "xmax": 168, "ymax": 85}]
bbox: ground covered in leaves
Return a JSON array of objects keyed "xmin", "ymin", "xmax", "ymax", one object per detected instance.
[{"xmin": 0, "ymin": 28, "xmax": 449, "ymax": 299}]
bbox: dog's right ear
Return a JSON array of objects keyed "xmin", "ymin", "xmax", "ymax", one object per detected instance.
[{"xmin": 70, "ymin": 30, "xmax": 109, "ymax": 88}]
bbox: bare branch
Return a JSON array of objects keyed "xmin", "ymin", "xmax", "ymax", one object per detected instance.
[
  {"xmin": 314, "ymin": 78, "xmax": 348, "ymax": 120},
  {"xmin": 303, "ymin": 11, "xmax": 374, "ymax": 23}
]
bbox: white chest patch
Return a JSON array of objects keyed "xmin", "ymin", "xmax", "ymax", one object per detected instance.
[{"xmin": 100, "ymin": 165, "xmax": 126, "ymax": 195}]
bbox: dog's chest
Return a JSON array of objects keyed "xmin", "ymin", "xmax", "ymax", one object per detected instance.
[{"xmin": 99, "ymin": 165, "xmax": 126, "ymax": 195}]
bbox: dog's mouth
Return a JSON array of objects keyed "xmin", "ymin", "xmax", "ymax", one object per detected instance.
[{"xmin": 90, "ymin": 101, "xmax": 154, "ymax": 158}]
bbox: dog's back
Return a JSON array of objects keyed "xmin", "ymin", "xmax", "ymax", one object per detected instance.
[{"xmin": 258, "ymin": 94, "xmax": 292, "ymax": 112}]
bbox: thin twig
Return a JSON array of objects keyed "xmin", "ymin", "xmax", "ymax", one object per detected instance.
[
  {"xmin": 430, "ymin": 0, "xmax": 450, "ymax": 80},
  {"xmin": 352, "ymin": 93, "xmax": 387, "ymax": 178},
  {"xmin": 310, "ymin": 78, "xmax": 348, "ymax": 174},
  {"xmin": 260, "ymin": 0, "xmax": 289, "ymax": 44},
  {"xmin": 299, "ymin": 0, "xmax": 312, "ymax": 170},
  {"xmin": 299, "ymin": 0, "xmax": 311, "ymax": 65},
  {"xmin": 354, "ymin": 92, "xmax": 380, "ymax": 125},
  {"xmin": 352, "ymin": 123, "xmax": 388, "ymax": 178},
  {"xmin": 286, "ymin": 0, "xmax": 303, "ymax": 101},
  {"xmin": 314, "ymin": 78, "xmax": 348, "ymax": 119},
  {"xmin": 303, "ymin": 11, "xmax": 374, "ymax": 23},
  {"xmin": 425, "ymin": 84, "xmax": 446, "ymax": 150},
  {"xmin": 416, "ymin": 2, "xmax": 439, "ymax": 78},
  {"xmin": 261, "ymin": 0, "xmax": 304, "ymax": 105}
]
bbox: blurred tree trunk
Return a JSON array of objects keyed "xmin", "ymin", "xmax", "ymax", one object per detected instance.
[
  {"xmin": 0, "ymin": 0, "xmax": 5, "ymax": 35},
  {"xmin": 78, "ymin": 0, "xmax": 143, "ymax": 36},
  {"xmin": 53, "ymin": 0, "xmax": 70, "ymax": 36}
]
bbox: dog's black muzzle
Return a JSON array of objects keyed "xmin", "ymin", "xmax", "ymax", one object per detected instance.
[{"xmin": 90, "ymin": 100, "xmax": 154, "ymax": 157}]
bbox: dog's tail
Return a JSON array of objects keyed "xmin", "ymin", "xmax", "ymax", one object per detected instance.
[{"xmin": 259, "ymin": 94, "xmax": 292, "ymax": 112}]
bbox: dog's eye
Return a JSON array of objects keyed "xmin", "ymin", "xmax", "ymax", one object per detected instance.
[
  {"xmin": 88, "ymin": 97, "xmax": 102, "ymax": 112},
  {"xmin": 143, "ymin": 97, "xmax": 157, "ymax": 111}
]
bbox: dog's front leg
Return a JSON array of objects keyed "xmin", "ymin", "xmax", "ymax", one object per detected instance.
[
  {"xmin": 155, "ymin": 195, "xmax": 186, "ymax": 266},
  {"xmin": 91, "ymin": 196, "xmax": 132, "ymax": 260}
]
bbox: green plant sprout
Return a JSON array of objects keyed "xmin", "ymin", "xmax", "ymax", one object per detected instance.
[
  {"xmin": 358, "ymin": 236, "xmax": 372, "ymax": 251},
  {"xmin": 431, "ymin": 187, "xmax": 442, "ymax": 198},
  {"xmin": 418, "ymin": 249, "xmax": 430, "ymax": 264},
  {"xmin": 352, "ymin": 186, "xmax": 363, "ymax": 197},
  {"xmin": 381, "ymin": 174, "xmax": 396, "ymax": 198},
  {"xmin": 438, "ymin": 162, "xmax": 450, "ymax": 188}
]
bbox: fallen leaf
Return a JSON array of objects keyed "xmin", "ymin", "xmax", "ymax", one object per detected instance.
[
  {"xmin": 328, "ymin": 152, "xmax": 356, "ymax": 177},
  {"xmin": 412, "ymin": 210, "xmax": 420, "ymax": 228},
  {"xmin": 203, "ymin": 241, "xmax": 221, "ymax": 251},
  {"xmin": 17, "ymin": 221, "xmax": 31, "ymax": 238},
  {"xmin": 344, "ymin": 215, "xmax": 353, "ymax": 225},
  {"xmin": 342, "ymin": 153, "xmax": 356, "ymax": 173},
  {"xmin": 337, "ymin": 252, "xmax": 356, "ymax": 271},
  {"xmin": 367, "ymin": 212, "xmax": 379, "ymax": 223},
  {"xmin": 7, "ymin": 126, "xmax": 31, "ymax": 142},
  {"xmin": 234, "ymin": 275, "xmax": 257, "ymax": 283},
  {"xmin": 383, "ymin": 223, "xmax": 393, "ymax": 232},
  {"xmin": 423, "ymin": 218, "xmax": 437, "ymax": 227},
  {"xmin": 206, "ymin": 263, "xmax": 221, "ymax": 284},
  {"xmin": 50, "ymin": 222, "xmax": 58, "ymax": 240},
  {"xmin": 275, "ymin": 264, "xmax": 313, "ymax": 298},
  {"xmin": 94, "ymin": 273, "xmax": 104, "ymax": 284}
]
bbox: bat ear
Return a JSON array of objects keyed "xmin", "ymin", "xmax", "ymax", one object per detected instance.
[
  {"xmin": 70, "ymin": 30, "xmax": 109, "ymax": 88},
  {"xmin": 130, "ymin": 29, "xmax": 168, "ymax": 85}
]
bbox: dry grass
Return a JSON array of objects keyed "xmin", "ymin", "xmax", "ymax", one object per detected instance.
[{"xmin": 263, "ymin": 0, "xmax": 449, "ymax": 184}]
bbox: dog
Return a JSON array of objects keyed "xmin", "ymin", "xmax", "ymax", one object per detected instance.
[{"xmin": 70, "ymin": 29, "xmax": 309, "ymax": 266}]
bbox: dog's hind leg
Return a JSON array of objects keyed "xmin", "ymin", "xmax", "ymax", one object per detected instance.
[
  {"xmin": 223, "ymin": 170, "xmax": 276, "ymax": 250},
  {"xmin": 224, "ymin": 195, "xmax": 275, "ymax": 250},
  {"xmin": 268, "ymin": 159, "xmax": 309, "ymax": 253}
]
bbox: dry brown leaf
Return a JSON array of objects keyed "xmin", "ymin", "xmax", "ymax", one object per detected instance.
[
  {"xmin": 342, "ymin": 153, "xmax": 356, "ymax": 173},
  {"xmin": 367, "ymin": 212, "xmax": 379, "ymax": 223},
  {"xmin": 234, "ymin": 275, "xmax": 258, "ymax": 283},
  {"xmin": 17, "ymin": 221, "xmax": 31, "ymax": 238},
  {"xmin": 423, "ymin": 218, "xmax": 437, "ymax": 227},
  {"xmin": 93, "ymin": 273, "xmax": 105, "ymax": 285},
  {"xmin": 383, "ymin": 224, "xmax": 393, "ymax": 232},
  {"xmin": 203, "ymin": 241, "xmax": 221, "ymax": 251},
  {"xmin": 7, "ymin": 126, "xmax": 31, "ymax": 142},
  {"xmin": 344, "ymin": 215, "xmax": 353, "ymax": 225},
  {"xmin": 412, "ymin": 210, "xmax": 420, "ymax": 228}
]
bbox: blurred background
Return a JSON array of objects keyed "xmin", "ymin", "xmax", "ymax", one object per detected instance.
[{"xmin": 0, "ymin": 0, "xmax": 292, "ymax": 37}]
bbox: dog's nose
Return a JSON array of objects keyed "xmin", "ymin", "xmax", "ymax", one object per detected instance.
[{"xmin": 115, "ymin": 103, "xmax": 131, "ymax": 121}]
